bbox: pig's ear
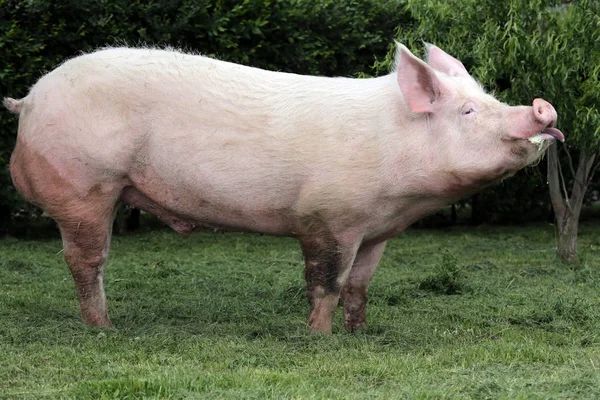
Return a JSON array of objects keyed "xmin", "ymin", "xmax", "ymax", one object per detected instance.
[
  {"xmin": 425, "ymin": 43, "xmax": 470, "ymax": 78},
  {"xmin": 396, "ymin": 43, "xmax": 445, "ymax": 114}
]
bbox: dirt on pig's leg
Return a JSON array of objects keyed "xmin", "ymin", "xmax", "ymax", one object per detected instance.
[{"xmin": 299, "ymin": 231, "xmax": 360, "ymax": 334}]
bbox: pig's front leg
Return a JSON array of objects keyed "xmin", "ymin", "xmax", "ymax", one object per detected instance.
[
  {"xmin": 299, "ymin": 234, "xmax": 361, "ymax": 334},
  {"xmin": 341, "ymin": 241, "xmax": 387, "ymax": 332}
]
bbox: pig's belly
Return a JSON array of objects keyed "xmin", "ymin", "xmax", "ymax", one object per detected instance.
[{"xmin": 120, "ymin": 175, "xmax": 298, "ymax": 236}]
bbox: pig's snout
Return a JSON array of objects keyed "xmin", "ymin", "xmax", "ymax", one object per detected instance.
[
  {"xmin": 508, "ymin": 99, "xmax": 564, "ymax": 142},
  {"xmin": 533, "ymin": 98, "xmax": 557, "ymax": 128},
  {"xmin": 533, "ymin": 98, "xmax": 564, "ymax": 142}
]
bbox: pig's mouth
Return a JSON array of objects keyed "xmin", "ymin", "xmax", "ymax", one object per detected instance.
[
  {"xmin": 507, "ymin": 126, "xmax": 564, "ymax": 145},
  {"xmin": 525, "ymin": 127, "xmax": 564, "ymax": 151},
  {"xmin": 530, "ymin": 127, "xmax": 565, "ymax": 142}
]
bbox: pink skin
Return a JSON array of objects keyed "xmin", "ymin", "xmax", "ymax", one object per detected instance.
[
  {"xmin": 507, "ymin": 98, "xmax": 564, "ymax": 141},
  {"xmin": 426, "ymin": 43, "xmax": 563, "ymax": 143},
  {"xmin": 5, "ymin": 44, "xmax": 564, "ymax": 333},
  {"xmin": 341, "ymin": 241, "xmax": 387, "ymax": 332},
  {"xmin": 427, "ymin": 44, "xmax": 470, "ymax": 77}
]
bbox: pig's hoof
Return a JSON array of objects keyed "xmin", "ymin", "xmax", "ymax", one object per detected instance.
[
  {"xmin": 308, "ymin": 326, "xmax": 332, "ymax": 335},
  {"xmin": 344, "ymin": 321, "xmax": 367, "ymax": 333},
  {"xmin": 81, "ymin": 314, "xmax": 113, "ymax": 328},
  {"xmin": 308, "ymin": 318, "xmax": 333, "ymax": 335}
]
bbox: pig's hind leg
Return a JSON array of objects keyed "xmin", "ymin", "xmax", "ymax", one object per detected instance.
[
  {"xmin": 341, "ymin": 241, "xmax": 386, "ymax": 332},
  {"xmin": 56, "ymin": 199, "xmax": 117, "ymax": 327},
  {"xmin": 299, "ymin": 233, "xmax": 361, "ymax": 334},
  {"xmin": 10, "ymin": 143, "xmax": 120, "ymax": 327}
]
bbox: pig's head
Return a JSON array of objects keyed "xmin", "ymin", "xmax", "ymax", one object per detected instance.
[{"xmin": 395, "ymin": 43, "xmax": 564, "ymax": 196}]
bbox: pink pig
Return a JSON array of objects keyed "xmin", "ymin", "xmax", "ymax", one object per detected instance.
[{"xmin": 4, "ymin": 43, "xmax": 563, "ymax": 333}]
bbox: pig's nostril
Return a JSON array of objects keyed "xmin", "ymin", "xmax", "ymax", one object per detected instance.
[
  {"xmin": 536, "ymin": 104, "xmax": 548, "ymax": 118},
  {"xmin": 532, "ymin": 99, "xmax": 554, "ymax": 124},
  {"xmin": 533, "ymin": 98, "xmax": 550, "ymax": 119}
]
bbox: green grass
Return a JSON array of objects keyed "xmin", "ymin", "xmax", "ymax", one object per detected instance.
[{"xmin": 1, "ymin": 223, "xmax": 600, "ymax": 399}]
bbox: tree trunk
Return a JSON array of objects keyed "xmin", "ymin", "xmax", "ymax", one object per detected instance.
[
  {"xmin": 547, "ymin": 144, "xmax": 597, "ymax": 264},
  {"xmin": 556, "ymin": 211, "xmax": 580, "ymax": 264}
]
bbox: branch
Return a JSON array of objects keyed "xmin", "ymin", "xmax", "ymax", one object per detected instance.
[
  {"xmin": 587, "ymin": 159, "xmax": 600, "ymax": 187},
  {"xmin": 562, "ymin": 145, "xmax": 577, "ymax": 180},
  {"xmin": 547, "ymin": 144, "xmax": 567, "ymax": 219},
  {"xmin": 572, "ymin": 151, "xmax": 596, "ymax": 205},
  {"xmin": 584, "ymin": 152, "xmax": 597, "ymax": 177},
  {"xmin": 556, "ymin": 153, "xmax": 572, "ymax": 212}
]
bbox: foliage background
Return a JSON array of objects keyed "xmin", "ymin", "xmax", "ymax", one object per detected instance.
[
  {"xmin": 0, "ymin": 0, "xmax": 409, "ymax": 234},
  {"xmin": 0, "ymin": 0, "xmax": 597, "ymax": 235}
]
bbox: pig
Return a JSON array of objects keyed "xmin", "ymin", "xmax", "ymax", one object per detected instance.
[{"xmin": 4, "ymin": 43, "xmax": 564, "ymax": 333}]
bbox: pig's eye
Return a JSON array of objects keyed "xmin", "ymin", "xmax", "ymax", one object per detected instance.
[{"xmin": 461, "ymin": 102, "xmax": 477, "ymax": 116}]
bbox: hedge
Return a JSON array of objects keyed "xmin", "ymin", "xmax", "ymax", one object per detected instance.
[{"xmin": 0, "ymin": 0, "xmax": 410, "ymax": 233}]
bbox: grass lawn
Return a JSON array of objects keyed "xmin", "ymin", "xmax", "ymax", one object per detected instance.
[{"xmin": 1, "ymin": 223, "xmax": 600, "ymax": 399}]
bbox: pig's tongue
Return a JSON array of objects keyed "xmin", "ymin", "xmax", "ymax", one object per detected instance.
[{"xmin": 540, "ymin": 127, "xmax": 565, "ymax": 142}]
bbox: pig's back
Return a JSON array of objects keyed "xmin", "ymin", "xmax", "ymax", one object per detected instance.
[
  {"xmin": 33, "ymin": 47, "xmax": 390, "ymax": 177},
  {"xmin": 18, "ymin": 47, "xmax": 396, "ymax": 234},
  {"xmin": 30, "ymin": 47, "xmax": 374, "ymax": 153},
  {"xmin": 49, "ymin": 46, "xmax": 335, "ymax": 119}
]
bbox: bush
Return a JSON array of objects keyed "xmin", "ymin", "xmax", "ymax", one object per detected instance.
[
  {"xmin": 378, "ymin": 0, "xmax": 598, "ymax": 226},
  {"xmin": 0, "ymin": 0, "xmax": 410, "ymax": 234}
]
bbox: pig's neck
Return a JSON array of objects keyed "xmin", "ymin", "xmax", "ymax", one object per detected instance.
[
  {"xmin": 371, "ymin": 140, "xmax": 490, "ymax": 242},
  {"xmin": 388, "ymin": 139, "xmax": 491, "ymax": 203}
]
